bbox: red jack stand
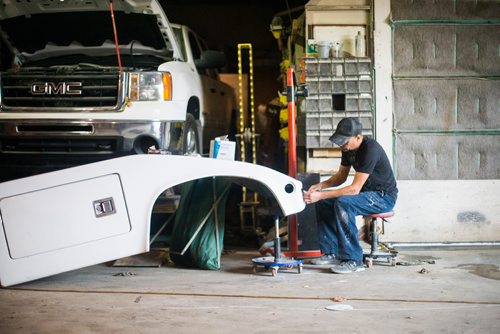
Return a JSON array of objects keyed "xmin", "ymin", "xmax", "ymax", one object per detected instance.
[{"xmin": 281, "ymin": 67, "xmax": 322, "ymax": 259}]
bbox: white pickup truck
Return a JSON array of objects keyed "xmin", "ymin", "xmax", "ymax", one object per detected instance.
[{"xmin": 0, "ymin": 0, "xmax": 237, "ymax": 182}]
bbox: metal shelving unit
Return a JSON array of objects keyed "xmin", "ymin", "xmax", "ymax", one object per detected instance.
[{"xmin": 300, "ymin": 57, "xmax": 374, "ymax": 150}]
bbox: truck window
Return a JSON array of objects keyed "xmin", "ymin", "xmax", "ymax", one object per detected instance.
[{"xmin": 188, "ymin": 32, "xmax": 201, "ymax": 61}]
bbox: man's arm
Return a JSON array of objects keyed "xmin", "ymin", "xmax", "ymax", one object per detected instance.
[
  {"xmin": 304, "ymin": 170, "xmax": 370, "ymax": 204},
  {"xmin": 307, "ymin": 165, "xmax": 350, "ymax": 192}
]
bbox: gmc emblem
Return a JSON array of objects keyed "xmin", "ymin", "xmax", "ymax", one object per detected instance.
[{"xmin": 30, "ymin": 82, "xmax": 82, "ymax": 95}]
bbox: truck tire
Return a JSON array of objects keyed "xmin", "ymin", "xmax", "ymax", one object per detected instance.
[{"xmin": 182, "ymin": 114, "xmax": 202, "ymax": 155}]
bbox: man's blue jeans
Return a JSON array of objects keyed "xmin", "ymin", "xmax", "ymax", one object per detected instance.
[{"xmin": 316, "ymin": 191, "xmax": 396, "ymax": 265}]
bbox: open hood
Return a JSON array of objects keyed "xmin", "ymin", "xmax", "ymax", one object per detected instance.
[{"xmin": 0, "ymin": 0, "xmax": 182, "ymax": 64}]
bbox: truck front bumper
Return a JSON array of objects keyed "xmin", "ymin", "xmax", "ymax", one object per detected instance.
[{"xmin": 0, "ymin": 119, "xmax": 175, "ymax": 181}]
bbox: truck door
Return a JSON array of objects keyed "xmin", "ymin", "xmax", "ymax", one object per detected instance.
[{"xmin": 187, "ymin": 31, "xmax": 231, "ymax": 144}]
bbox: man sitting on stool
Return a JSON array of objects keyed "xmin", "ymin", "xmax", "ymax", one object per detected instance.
[{"xmin": 303, "ymin": 117, "xmax": 398, "ymax": 274}]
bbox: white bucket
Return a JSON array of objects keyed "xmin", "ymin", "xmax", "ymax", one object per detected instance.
[{"xmin": 317, "ymin": 41, "xmax": 332, "ymax": 58}]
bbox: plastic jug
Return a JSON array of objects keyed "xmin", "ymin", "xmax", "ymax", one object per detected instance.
[{"xmin": 355, "ymin": 31, "xmax": 365, "ymax": 57}]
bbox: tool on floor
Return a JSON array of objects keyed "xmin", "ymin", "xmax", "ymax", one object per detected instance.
[{"xmin": 252, "ymin": 216, "xmax": 303, "ymax": 276}]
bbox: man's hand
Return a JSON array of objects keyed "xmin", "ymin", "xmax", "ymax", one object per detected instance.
[
  {"xmin": 303, "ymin": 189, "xmax": 322, "ymax": 204},
  {"xmin": 303, "ymin": 182, "xmax": 323, "ymax": 204}
]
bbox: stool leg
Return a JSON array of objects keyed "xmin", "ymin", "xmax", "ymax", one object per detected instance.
[
  {"xmin": 370, "ymin": 217, "xmax": 378, "ymax": 255},
  {"xmin": 364, "ymin": 214, "xmax": 398, "ymax": 268}
]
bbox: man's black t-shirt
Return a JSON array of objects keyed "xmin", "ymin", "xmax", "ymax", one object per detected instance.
[{"xmin": 341, "ymin": 137, "xmax": 398, "ymax": 200}]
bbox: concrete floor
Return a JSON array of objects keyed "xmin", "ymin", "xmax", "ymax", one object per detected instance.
[{"xmin": 1, "ymin": 247, "xmax": 499, "ymax": 333}]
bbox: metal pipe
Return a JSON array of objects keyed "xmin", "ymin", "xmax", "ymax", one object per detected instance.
[
  {"xmin": 387, "ymin": 241, "xmax": 500, "ymax": 248},
  {"xmin": 273, "ymin": 216, "xmax": 282, "ymax": 262}
]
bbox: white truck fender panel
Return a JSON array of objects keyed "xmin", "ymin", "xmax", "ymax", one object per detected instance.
[{"xmin": 0, "ymin": 155, "xmax": 305, "ymax": 286}]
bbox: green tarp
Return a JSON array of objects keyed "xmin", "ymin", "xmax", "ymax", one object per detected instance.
[{"xmin": 170, "ymin": 177, "xmax": 230, "ymax": 270}]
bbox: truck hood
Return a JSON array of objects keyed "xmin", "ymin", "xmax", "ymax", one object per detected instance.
[{"xmin": 0, "ymin": 0, "xmax": 181, "ymax": 64}]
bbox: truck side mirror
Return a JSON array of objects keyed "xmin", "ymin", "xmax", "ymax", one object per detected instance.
[{"xmin": 194, "ymin": 50, "xmax": 226, "ymax": 69}]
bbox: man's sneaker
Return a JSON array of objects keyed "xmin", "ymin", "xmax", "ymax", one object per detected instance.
[
  {"xmin": 310, "ymin": 254, "xmax": 339, "ymax": 265},
  {"xmin": 330, "ymin": 260, "xmax": 365, "ymax": 274}
]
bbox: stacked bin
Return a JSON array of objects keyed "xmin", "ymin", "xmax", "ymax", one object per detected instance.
[{"xmin": 300, "ymin": 57, "xmax": 373, "ymax": 149}]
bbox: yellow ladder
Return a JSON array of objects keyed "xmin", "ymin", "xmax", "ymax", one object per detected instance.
[{"xmin": 237, "ymin": 43, "xmax": 258, "ymax": 233}]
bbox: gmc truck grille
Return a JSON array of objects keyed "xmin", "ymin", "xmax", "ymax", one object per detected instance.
[
  {"xmin": 1, "ymin": 137, "xmax": 120, "ymax": 154},
  {"xmin": 0, "ymin": 71, "xmax": 123, "ymax": 109}
]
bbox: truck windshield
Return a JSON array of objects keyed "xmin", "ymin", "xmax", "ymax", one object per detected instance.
[{"xmin": 1, "ymin": 11, "xmax": 170, "ymax": 58}]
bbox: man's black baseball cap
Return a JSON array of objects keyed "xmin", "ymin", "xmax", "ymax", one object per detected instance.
[{"xmin": 329, "ymin": 117, "xmax": 363, "ymax": 146}]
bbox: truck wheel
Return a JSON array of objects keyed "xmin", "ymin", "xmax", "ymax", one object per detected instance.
[{"xmin": 182, "ymin": 114, "xmax": 201, "ymax": 155}]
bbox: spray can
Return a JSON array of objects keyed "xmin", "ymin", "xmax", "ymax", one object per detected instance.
[{"xmin": 355, "ymin": 31, "xmax": 365, "ymax": 57}]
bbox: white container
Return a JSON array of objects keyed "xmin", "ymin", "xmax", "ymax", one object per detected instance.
[
  {"xmin": 355, "ymin": 31, "xmax": 366, "ymax": 57},
  {"xmin": 210, "ymin": 136, "xmax": 236, "ymax": 160},
  {"xmin": 332, "ymin": 42, "xmax": 343, "ymax": 58},
  {"xmin": 317, "ymin": 41, "xmax": 332, "ymax": 58}
]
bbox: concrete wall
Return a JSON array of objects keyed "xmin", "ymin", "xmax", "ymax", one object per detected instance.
[
  {"xmin": 374, "ymin": 0, "xmax": 500, "ymax": 242},
  {"xmin": 385, "ymin": 180, "xmax": 500, "ymax": 243}
]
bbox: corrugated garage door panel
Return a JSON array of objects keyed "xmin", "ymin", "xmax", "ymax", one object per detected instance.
[
  {"xmin": 391, "ymin": 0, "xmax": 500, "ymax": 21},
  {"xmin": 391, "ymin": 0, "xmax": 499, "ymax": 180},
  {"xmin": 393, "ymin": 25, "xmax": 500, "ymax": 76},
  {"xmin": 396, "ymin": 134, "xmax": 499, "ymax": 180},
  {"xmin": 394, "ymin": 79, "xmax": 500, "ymax": 130}
]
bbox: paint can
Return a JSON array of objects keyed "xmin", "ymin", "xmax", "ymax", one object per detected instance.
[{"xmin": 317, "ymin": 41, "xmax": 332, "ymax": 58}]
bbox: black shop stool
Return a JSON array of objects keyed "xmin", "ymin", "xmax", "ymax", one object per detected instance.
[{"xmin": 362, "ymin": 211, "xmax": 398, "ymax": 268}]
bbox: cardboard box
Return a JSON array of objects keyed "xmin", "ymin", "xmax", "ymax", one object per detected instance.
[{"xmin": 209, "ymin": 136, "xmax": 236, "ymax": 160}]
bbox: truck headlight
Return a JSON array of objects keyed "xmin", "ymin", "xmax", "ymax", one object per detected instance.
[{"xmin": 129, "ymin": 72, "xmax": 172, "ymax": 101}]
